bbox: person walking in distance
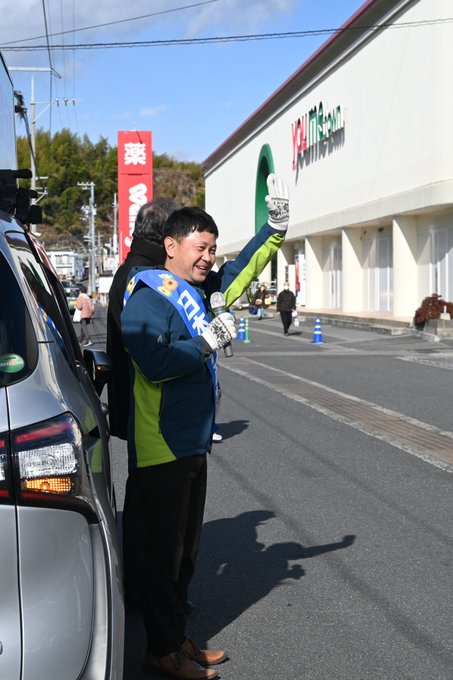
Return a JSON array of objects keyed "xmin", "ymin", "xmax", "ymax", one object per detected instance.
[
  {"xmin": 276, "ymin": 281, "xmax": 296, "ymax": 335},
  {"xmin": 254, "ymin": 282, "xmax": 268, "ymax": 319},
  {"xmin": 76, "ymin": 285, "xmax": 95, "ymax": 346},
  {"xmin": 121, "ymin": 174, "xmax": 290, "ymax": 679}
]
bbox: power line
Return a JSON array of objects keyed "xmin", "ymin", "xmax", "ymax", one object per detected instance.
[
  {"xmin": 0, "ymin": 0, "xmax": 222, "ymax": 46},
  {"xmin": 2, "ymin": 17, "xmax": 452, "ymax": 51},
  {"xmin": 41, "ymin": 0, "xmax": 54, "ymax": 135}
]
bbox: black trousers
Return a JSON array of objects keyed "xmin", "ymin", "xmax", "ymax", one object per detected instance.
[
  {"xmin": 279, "ymin": 310, "xmax": 292, "ymax": 333},
  {"xmin": 122, "ymin": 474, "xmax": 145, "ymax": 608},
  {"xmin": 128, "ymin": 455, "xmax": 207, "ymax": 656},
  {"xmin": 79, "ymin": 317, "xmax": 91, "ymax": 343}
]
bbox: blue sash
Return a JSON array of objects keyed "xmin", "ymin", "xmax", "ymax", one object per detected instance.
[{"xmin": 124, "ymin": 268, "xmax": 218, "ymax": 403}]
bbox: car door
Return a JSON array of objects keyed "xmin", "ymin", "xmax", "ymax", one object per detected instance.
[
  {"xmin": 25, "ymin": 230, "xmax": 116, "ymax": 515},
  {"xmin": 0, "ymin": 388, "xmax": 22, "ymax": 679},
  {"xmin": 1, "ymin": 226, "xmax": 100, "ymax": 679}
]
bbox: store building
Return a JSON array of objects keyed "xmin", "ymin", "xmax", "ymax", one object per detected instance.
[{"xmin": 203, "ymin": 0, "xmax": 453, "ymax": 321}]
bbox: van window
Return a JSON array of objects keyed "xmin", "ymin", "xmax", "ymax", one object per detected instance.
[
  {"xmin": 0, "ymin": 251, "xmax": 38, "ymax": 386},
  {"xmin": 5, "ymin": 231, "xmax": 73, "ymax": 363}
]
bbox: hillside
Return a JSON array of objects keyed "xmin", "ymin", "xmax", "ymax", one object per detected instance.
[{"xmin": 16, "ymin": 130, "xmax": 205, "ymax": 251}]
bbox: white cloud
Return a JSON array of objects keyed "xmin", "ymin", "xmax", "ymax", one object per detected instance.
[
  {"xmin": 139, "ymin": 105, "xmax": 167, "ymax": 117},
  {"xmin": 184, "ymin": 0, "xmax": 294, "ymax": 37},
  {"xmin": 0, "ymin": 0, "xmax": 295, "ymax": 75},
  {"xmin": 0, "ymin": 0, "xmax": 296, "ymax": 46}
]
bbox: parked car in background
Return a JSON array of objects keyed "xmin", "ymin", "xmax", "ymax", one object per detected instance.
[{"xmin": 0, "ymin": 212, "xmax": 124, "ymax": 679}]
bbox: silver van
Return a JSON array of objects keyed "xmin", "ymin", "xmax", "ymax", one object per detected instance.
[{"xmin": 0, "ymin": 211, "xmax": 124, "ymax": 678}]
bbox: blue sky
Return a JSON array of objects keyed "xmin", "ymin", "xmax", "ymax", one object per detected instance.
[{"xmin": 1, "ymin": 0, "xmax": 365, "ymax": 163}]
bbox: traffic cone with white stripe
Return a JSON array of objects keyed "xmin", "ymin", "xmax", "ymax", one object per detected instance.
[
  {"xmin": 237, "ymin": 316, "xmax": 246, "ymax": 342},
  {"xmin": 243, "ymin": 317, "xmax": 251, "ymax": 343},
  {"xmin": 311, "ymin": 317, "xmax": 324, "ymax": 344}
]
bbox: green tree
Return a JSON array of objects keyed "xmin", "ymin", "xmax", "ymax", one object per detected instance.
[{"xmin": 16, "ymin": 128, "xmax": 205, "ymax": 248}]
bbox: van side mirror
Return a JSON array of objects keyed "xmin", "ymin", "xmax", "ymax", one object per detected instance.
[{"xmin": 83, "ymin": 349, "xmax": 112, "ymax": 396}]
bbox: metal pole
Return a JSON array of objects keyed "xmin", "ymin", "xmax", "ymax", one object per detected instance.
[
  {"xmin": 78, "ymin": 181, "xmax": 97, "ymax": 297},
  {"xmin": 89, "ymin": 183, "xmax": 96, "ymax": 298},
  {"xmin": 113, "ymin": 192, "xmax": 118, "ymax": 263},
  {"xmin": 30, "ymin": 75, "xmax": 36, "ymax": 195}
]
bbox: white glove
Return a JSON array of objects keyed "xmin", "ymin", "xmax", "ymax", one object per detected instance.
[
  {"xmin": 201, "ymin": 312, "xmax": 236, "ymax": 352},
  {"xmin": 265, "ymin": 173, "xmax": 289, "ymax": 232}
]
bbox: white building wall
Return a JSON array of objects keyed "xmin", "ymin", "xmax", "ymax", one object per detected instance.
[
  {"xmin": 205, "ymin": 146, "xmax": 264, "ymax": 252},
  {"xmin": 205, "ymin": 0, "xmax": 453, "ymax": 319},
  {"xmin": 393, "ymin": 216, "xmax": 418, "ymax": 317},
  {"xmin": 342, "ymin": 228, "xmax": 363, "ymax": 312}
]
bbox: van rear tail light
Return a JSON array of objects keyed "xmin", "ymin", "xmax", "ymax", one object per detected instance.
[
  {"xmin": 0, "ymin": 435, "xmax": 10, "ymax": 499},
  {"xmin": 12, "ymin": 414, "xmax": 97, "ymax": 520},
  {"xmin": 23, "ymin": 476, "xmax": 72, "ymax": 494}
]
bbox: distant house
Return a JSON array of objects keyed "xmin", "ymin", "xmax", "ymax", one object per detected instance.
[{"xmin": 47, "ymin": 250, "xmax": 85, "ymax": 281}]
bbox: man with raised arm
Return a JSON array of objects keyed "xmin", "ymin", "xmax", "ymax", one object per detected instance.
[{"xmin": 121, "ymin": 175, "xmax": 289, "ymax": 680}]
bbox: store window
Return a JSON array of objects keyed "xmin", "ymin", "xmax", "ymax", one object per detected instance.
[
  {"xmin": 418, "ymin": 227, "xmax": 453, "ymax": 301},
  {"xmin": 322, "ymin": 239, "xmax": 342, "ymax": 309},
  {"xmin": 363, "ymin": 232, "xmax": 393, "ymax": 312}
]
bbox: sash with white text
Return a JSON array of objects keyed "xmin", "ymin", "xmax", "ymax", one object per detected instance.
[{"xmin": 123, "ymin": 268, "xmax": 218, "ymax": 403}]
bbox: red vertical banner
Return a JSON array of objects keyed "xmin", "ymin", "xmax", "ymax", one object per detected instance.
[{"xmin": 117, "ymin": 131, "xmax": 153, "ymax": 263}]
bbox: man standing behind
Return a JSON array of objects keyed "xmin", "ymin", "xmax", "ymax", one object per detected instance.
[
  {"xmin": 107, "ymin": 198, "xmax": 178, "ymax": 440},
  {"xmin": 107, "ymin": 197, "xmax": 178, "ymax": 611},
  {"xmin": 276, "ymin": 281, "xmax": 296, "ymax": 335},
  {"xmin": 121, "ymin": 175, "xmax": 289, "ymax": 679}
]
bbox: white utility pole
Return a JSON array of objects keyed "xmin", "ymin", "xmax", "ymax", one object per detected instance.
[
  {"xmin": 78, "ymin": 182, "xmax": 97, "ymax": 298},
  {"xmin": 10, "ymin": 66, "xmax": 62, "ymax": 193},
  {"xmin": 112, "ymin": 192, "xmax": 118, "ymax": 265}
]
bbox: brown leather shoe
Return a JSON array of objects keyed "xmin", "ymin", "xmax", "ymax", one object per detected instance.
[
  {"xmin": 181, "ymin": 638, "xmax": 228, "ymax": 666},
  {"xmin": 144, "ymin": 651, "xmax": 218, "ymax": 679}
]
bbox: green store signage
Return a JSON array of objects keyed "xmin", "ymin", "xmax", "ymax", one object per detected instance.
[{"xmin": 291, "ymin": 102, "xmax": 344, "ymax": 170}]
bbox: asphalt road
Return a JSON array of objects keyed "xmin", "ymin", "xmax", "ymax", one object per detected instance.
[{"xmin": 90, "ymin": 308, "xmax": 453, "ymax": 680}]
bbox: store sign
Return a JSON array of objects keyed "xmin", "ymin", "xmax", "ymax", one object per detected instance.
[
  {"xmin": 291, "ymin": 102, "xmax": 344, "ymax": 170},
  {"xmin": 117, "ymin": 130, "xmax": 153, "ymax": 262}
]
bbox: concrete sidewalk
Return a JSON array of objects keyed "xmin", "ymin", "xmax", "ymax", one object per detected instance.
[{"xmin": 294, "ymin": 308, "xmax": 453, "ymax": 342}]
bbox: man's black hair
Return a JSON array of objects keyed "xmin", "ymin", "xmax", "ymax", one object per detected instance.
[
  {"xmin": 133, "ymin": 197, "xmax": 179, "ymax": 244},
  {"xmin": 163, "ymin": 206, "xmax": 219, "ymax": 241}
]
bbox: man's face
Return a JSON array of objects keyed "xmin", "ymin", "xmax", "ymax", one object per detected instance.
[{"xmin": 164, "ymin": 230, "xmax": 217, "ymax": 284}]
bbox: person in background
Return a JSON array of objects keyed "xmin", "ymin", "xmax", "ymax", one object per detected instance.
[
  {"xmin": 254, "ymin": 282, "xmax": 268, "ymax": 319},
  {"xmin": 76, "ymin": 285, "xmax": 95, "ymax": 346},
  {"xmin": 276, "ymin": 281, "xmax": 297, "ymax": 336},
  {"xmin": 121, "ymin": 175, "xmax": 290, "ymax": 680},
  {"xmin": 106, "ymin": 197, "xmax": 178, "ymax": 612},
  {"xmin": 107, "ymin": 198, "xmax": 178, "ymax": 440}
]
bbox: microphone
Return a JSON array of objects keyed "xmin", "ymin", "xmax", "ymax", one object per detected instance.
[{"xmin": 210, "ymin": 291, "xmax": 234, "ymax": 357}]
